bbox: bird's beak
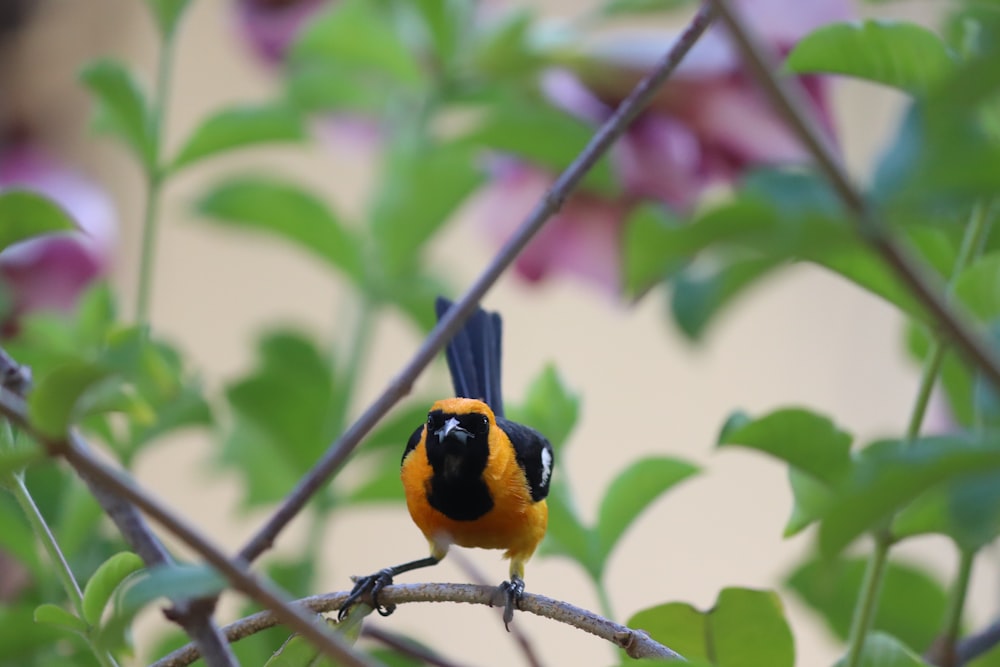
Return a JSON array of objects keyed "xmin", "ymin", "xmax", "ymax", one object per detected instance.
[{"xmin": 435, "ymin": 417, "xmax": 468, "ymax": 443}]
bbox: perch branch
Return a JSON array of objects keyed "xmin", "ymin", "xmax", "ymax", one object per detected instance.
[
  {"xmin": 710, "ymin": 0, "xmax": 1000, "ymax": 390},
  {"xmin": 149, "ymin": 583, "xmax": 685, "ymax": 667},
  {"xmin": 238, "ymin": 0, "xmax": 717, "ymax": 565}
]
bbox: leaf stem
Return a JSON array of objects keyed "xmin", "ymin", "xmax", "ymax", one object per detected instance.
[
  {"xmin": 843, "ymin": 534, "xmax": 890, "ymax": 667},
  {"xmin": 9, "ymin": 473, "xmax": 84, "ymax": 616},
  {"xmin": 340, "ymin": 297, "xmax": 377, "ymax": 419},
  {"xmin": 135, "ymin": 32, "xmax": 177, "ymax": 327},
  {"xmin": 842, "ymin": 202, "xmax": 992, "ymax": 667},
  {"xmin": 7, "ymin": 473, "xmax": 121, "ymax": 667},
  {"xmin": 943, "ymin": 550, "xmax": 975, "ymax": 647}
]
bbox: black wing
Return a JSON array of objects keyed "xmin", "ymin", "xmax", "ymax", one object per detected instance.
[
  {"xmin": 496, "ymin": 417, "xmax": 553, "ymax": 502},
  {"xmin": 435, "ymin": 296, "xmax": 504, "ymax": 418}
]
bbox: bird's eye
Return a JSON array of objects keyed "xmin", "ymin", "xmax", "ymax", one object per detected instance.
[{"xmin": 477, "ymin": 414, "xmax": 489, "ymax": 433}]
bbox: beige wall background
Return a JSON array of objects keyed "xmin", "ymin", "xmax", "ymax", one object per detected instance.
[{"xmin": 7, "ymin": 1, "xmax": 988, "ymax": 666}]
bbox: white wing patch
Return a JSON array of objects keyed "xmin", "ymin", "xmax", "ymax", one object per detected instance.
[{"xmin": 540, "ymin": 447, "xmax": 553, "ymax": 488}]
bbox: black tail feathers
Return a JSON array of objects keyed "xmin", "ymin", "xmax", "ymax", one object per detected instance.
[{"xmin": 434, "ymin": 297, "xmax": 504, "ymax": 418}]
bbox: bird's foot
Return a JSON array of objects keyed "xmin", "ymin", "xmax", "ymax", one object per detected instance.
[
  {"xmin": 338, "ymin": 568, "xmax": 396, "ymax": 621},
  {"xmin": 498, "ymin": 575, "xmax": 525, "ymax": 631}
]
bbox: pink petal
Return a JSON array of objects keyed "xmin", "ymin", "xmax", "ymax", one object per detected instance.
[
  {"xmin": 234, "ymin": 0, "xmax": 328, "ymax": 66},
  {"xmin": 0, "ymin": 143, "xmax": 117, "ymax": 320},
  {"xmin": 615, "ymin": 114, "xmax": 705, "ymax": 210},
  {"xmin": 732, "ymin": 0, "xmax": 854, "ymax": 49},
  {"xmin": 474, "ymin": 161, "xmax": 624, "ymax": 292}
]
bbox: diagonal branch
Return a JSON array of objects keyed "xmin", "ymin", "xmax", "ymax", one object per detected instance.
[
  {"xmin": 0, "ymin": 386, "xmax": 377, "ymax": 667},
  {"xmin": 956, "ymin": 618, "xmax": 1000, "ymax": 666},
  {"xmin": 237, "ymin": 0, "xmax": 717, "ymax": 565},
  {"xmin": 149, "ymin": 583, "xmax": 685, "ymax": 667},
  {"xmin": 709, "ymin": 0, "xmax": 1000, "ymax": 390},
  {"xmin": 0, "ymin": 352, "xmax": 237, "ymax": 667}
]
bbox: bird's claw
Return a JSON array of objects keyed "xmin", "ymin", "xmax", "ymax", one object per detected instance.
[
  {"xmin": 498, "ymin": 576, "xmax": 525, "ymax": 631},
  {"xmin": 337, "ymin": 568, "xmax": 396, "ymax": 621}
]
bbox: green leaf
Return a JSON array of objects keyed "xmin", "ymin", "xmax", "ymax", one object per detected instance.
[
  {"xmin": 222, "ymin": 332, "xmax": 338, "ymax": 504},
  {"xmin": 820, "ymin": 435, "xmax": 1000, "ymax": 555},
  {"xmin": 506, "ymin": 364, "xmax": 579, "ymax": 451},
  {"xmin": 219, "ymin": 422, "xmax": 301, "ymax": 508},
  {"xmin": 710, "ymin": 588, "xmax": 795, "ymax": 667},
  {"xmin": 786, "ymin": 556, "xmax": 947, "ymax": 652},
  {"xmin": 539, "ymin": 480, "xmax": 595, "ymax": 576},
  {"xmin": 370, "ymin": 141, "xmax": 482, "ymax": 276},
  {"xmin": 622, "ymin": 204, "xmax": 684, "ymax": 296},
  {"xmin": 79, "ymin": 60, "xmax": 156, "ymax": 170},
  {"xmin": 346, "ymin": 452, "xmax": 404, "ymax": 503},
  {"xmin": 127, "ymin": 384, "xmax": 211, "ymax": 451},
  {"xmin": 0, "ymin": 604, "xmax": 69, "ymax": 658},
  {"xmin": 595, "ymin": 457, "xmax": 698, "ymax": 573},
  {"xmin": 470, "ymin": 9, "xmax": 541, "ymax": 80},
  {"xmin": 284, "ymin": 61, "xmax": 391, "ymax": 115},
  {"xmin": 408, "ymin": 0, "xmax": 469, "ymax": 66},
  {"xmin": 33, "ymin": 603, "xmax": 89, "ymax": 635},
  {"xmin": 599, "ymin": 0, "xmax": 694, "ymax": 16},
  {"xmin": 627, "ymin": 588, "xmax": 794, "ymax": 667},
  {"xmin": 265, "ymin": 614, "xmax": 360, "ymax": 667},
  {"xmin": 362, "ymin": 401, "xmax": 432, "ymax": 452},
  {"xmin": 28, "ymin": 361, "xmax": 113, "ymax": 438},
  {"xmin": 291, "ymin": 0, "xmax": 424, "ymax": 87},
  {"xmin": 97, "ymin": 563, "xmax": 226, "ymax": 650},
  {"xmin": 196, "ymin": 176, "xmax": 364, "ymax": 284},
  {"xmin": 785, "ymin": 20, "xmax": 955, "ymax": 95},
  {"xmin": 145, "ymin": 0, "xmax": 192, "ymax": 39},
  {"xmin": 784, "ymin": 468, "xmax": 833, "ymax": 536},
  {"xmin": 835, "ymin": 632, "xmax": 932, "ymax": 667},
  {"xmin": 895, "ymin": 464, "xmax": 1000, "ymax": 551},
  {"xmin": 718, "ymin": 408, "xmax": 853, "ymax": 484},
  {"xmin": 0, "ymin": 191, "xmax": 79, "ymax": 252},
  {"xmin": 670, "ymin": 257, "xmax": 783, "ymax": 339},
  {"xmin": 874, "ymin": 102, "xmax": 1000, "ymax": 208},
  {"xmin": 171, "ymin": 104, "xmax": 305, "ymax": 171},
  {"xmin": 458, "ymin": 101, "xmax": 617, "ymax": 195},
  {"xmin": 0, "ymin": 444, "xmax": 43, "ymax": 478},
  {"xmin": 955, "ymin": 253, "xmax": 1000, "ymax": 321},
  {"xmin": 81, "ymin": 551, "xmax": 145, "ymax": 626},
  {"xmin": 628, "ymin": 601, "xmax": 708, "ymax": 663}
]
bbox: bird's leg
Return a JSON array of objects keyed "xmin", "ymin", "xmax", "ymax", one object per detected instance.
[
  {"xmin": 337, "ymin": 555, "xmax": 440, "ymax": 621},
  {"xmin": 498, "ymin": 574, "xmax": 525, "ymax": 631}
]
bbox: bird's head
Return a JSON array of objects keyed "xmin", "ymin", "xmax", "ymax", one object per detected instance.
[{"xmin": 424, "ymin": 398, "xmax": 494, "ymax": 480}]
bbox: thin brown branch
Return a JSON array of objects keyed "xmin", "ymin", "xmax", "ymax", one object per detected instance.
[
  {"xmin": 955, "ymin": 618, "xmax": 1000, "ymax": 666},
  {"xmin": 238, "ymin": 0, "xmax": 717, "ymax": 566},
  {"xmin": 0, "ymin": 353, "xmax": 238, "ymax": 667},
  {"xmin": 0, "ymin": 387, "xmax": 377, "ymax": 667},
  {"xmin": 149, "ymin": 583, "xmax": 685, "ymax": 667},
  {"xmin": 709, "ymin": 0, "xmax": 1000, "ymax": 390}
]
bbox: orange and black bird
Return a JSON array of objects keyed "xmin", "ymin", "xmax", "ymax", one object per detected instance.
[{"xmin": 338, "ymin": 297, "xmax": 554, "ymax": 629}]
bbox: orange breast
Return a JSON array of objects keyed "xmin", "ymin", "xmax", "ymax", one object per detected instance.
[{"xmin": 401, "ymin": 401, "xmax": 548, "ymax": 563}]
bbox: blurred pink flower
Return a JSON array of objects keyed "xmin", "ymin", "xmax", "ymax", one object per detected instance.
[
  {"xmin": 476, "ymin": 0, "xmax": 851, "ymax": 292},
  {"xmin": 0, "ymin": 141, "xmax": 117, "ymax": 329},
  {"xmin": 233, "ymin": 0, "xmax": 328, "ymax": 65}
]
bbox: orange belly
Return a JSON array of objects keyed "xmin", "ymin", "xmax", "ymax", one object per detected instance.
[{"xmin": 402, "ymin": 430, "xmax": 547, "ymax": 562}]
